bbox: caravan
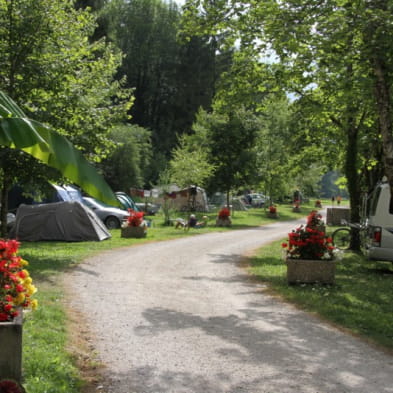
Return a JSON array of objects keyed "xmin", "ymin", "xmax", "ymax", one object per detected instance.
[{"xmin": 365, "ymin": 178, "xmax": 393, "ymax": 262}]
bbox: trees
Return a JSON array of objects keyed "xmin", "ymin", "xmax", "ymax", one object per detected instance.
[
  {"xmin": 167, "ymin": 133, "xmax": 215, "ymax": 189},
  {"xmin": 99, "ymin": 124, "xmax": 153, "ymax": 192},
  {"xmin": 0, "ymin": 0, "xmax": 132, "ymax": 153},
  {"xmin": 101, "ymin": 0, "xmax": 231, "ymax": 183},
  {"xmin": 193, "ymin": 108, "xmax": 260, "ymax": 206},
  {"xmin": 181, "ymin": 0, "xmax": 391, "ymax": 248},
  {"xmin": 0, "ymin": 91, "xmax": 118, "ymax": 236},
  {"xmin": 0, "ymin": 0, "xmax": 132, "ymax": 234}
]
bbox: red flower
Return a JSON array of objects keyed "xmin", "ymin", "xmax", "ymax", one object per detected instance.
[
  {"xmin": 283, "ymin": 211, "xmax": 335, "ymax": 260},
  {"xmin": 126, "ymin": 209, "xmax": 145, "ymax": 227},
  {"xmin": 269, "ymin": 205, "xmax": 277, "ymax": 213},
  {"xmin": 0, "ymin": 240, "xmax": 37, "ymax": 320},
  {"xmin": 0, "ymin": 313, "xmax": 9, "ymax": 321},
  {"xmin": 218, "ymin": 207, "xmax": 230, "ymax": 219}
]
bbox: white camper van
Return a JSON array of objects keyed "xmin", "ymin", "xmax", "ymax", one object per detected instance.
[{"xmin": 365, "ymin": 179, "xmax": 393, "ymax": 262}]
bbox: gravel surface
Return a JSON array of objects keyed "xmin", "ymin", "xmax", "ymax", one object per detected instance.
[{"xmin": 68, "ymin": 219, "xmax": 393, "ymax": 393}]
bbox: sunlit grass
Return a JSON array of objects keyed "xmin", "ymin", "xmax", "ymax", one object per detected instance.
[{"xmin": 248, "ymin": 238, "xmax": 393, "ymax": 350}]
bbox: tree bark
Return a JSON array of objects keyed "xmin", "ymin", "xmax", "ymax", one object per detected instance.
[
  {"xmin": 372, "ymin": 55, "xmax": 393, "ymax": 199},
  {"xmin": 0, "ymin": 175, "xmax": 11, "ymax": 238}
]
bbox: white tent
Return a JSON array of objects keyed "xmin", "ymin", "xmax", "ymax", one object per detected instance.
[
  {"xmin": 155, "ymin": 186, "xmax": 209, "ymax": 212},
  {"xmin": 9, "ymin": 201, "xmax": 111, "ymax": 242}
]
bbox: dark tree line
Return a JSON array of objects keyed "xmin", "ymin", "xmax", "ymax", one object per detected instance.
[{"xmin": 76, "ymin": 0, "xmax": 233, "ymax": 186}]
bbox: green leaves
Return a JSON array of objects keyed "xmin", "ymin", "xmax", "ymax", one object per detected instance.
[{"xmin": 0, "ymin": 91, "xmax": 118, "ymax": 206}]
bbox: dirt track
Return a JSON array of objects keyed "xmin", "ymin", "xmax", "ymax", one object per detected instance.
[{"xmin": 67, "ymin": 220, "xmax": 393, "ymax": 393}]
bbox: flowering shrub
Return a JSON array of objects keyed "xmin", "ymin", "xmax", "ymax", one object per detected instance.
[
  {"xmin": 0, "ymin": 240, "xmax": 37, "ymax": 322},
  {"xmin": 218, "ymin": 207, "xmax": 230, "ymax": 219},
  {"xmin": 282, "ymin": 211, "xmax": 336, "ymax": 260},
  {"xmin": 269, "ymin": 205, "xmax": 277, "ymax": 214},
  {"xmin": 126, "ymin": 209, "xmax": 145, "ymax": 227}
]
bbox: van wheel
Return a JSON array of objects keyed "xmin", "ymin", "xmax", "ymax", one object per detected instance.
[
  {"xmin": 332, "ymin": 228, "xmax": 351, "ymax": 250},
  {"xmin": 105, "ymin": 216, "xmax": 120, "ymax": 229}
]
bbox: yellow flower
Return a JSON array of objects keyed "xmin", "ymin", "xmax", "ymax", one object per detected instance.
[
  {"xmin": 24, "ymin": 277, "xmax": 32, "ymax": 285},
  {"xmin": 15, "ymin": 293, "xmax": 25, "ymax": 305},
  {"xmin": 31, "ymin": 299, "xmax": 38, "ymax": 310},
  {"xmin": 26, "ymin": 284, "xmax": 37, "ymax": 296},
  {"xmin": 20, "ymin": 258, "xmax": 29, "ymax": 266}
]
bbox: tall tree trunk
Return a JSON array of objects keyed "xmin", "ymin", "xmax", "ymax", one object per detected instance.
[
  {"xmin": 372, "ymin": 56, "xmax": 393, "ymax": 198},
  {"xmin": 0, "ymin": 174, "xmax": 11, "ymax": 238},
  {"xmin": 345, "ymin": 122, "xmax": 361, "ymax": 250}
]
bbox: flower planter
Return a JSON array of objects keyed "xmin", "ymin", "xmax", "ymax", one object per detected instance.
[
  {"xmin": 216, "ymin": 217, "xmax": 231, "ymax": 227},
  {"xmin": 267, "ymin": 212, "xmax": 278, "ymax": 218},
  {"xmin": 0, "ymin": 312, "xmax": 23, "ymax": 382},
  {"xmin": 121, "ymin": 226, "xmax": 147, "ymax": 238},
  {"xmin": 286, "ymin": 258, "xmax": 336, "ymax": 285}
]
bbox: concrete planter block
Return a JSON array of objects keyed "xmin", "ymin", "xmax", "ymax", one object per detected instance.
[
  {"xmin": 216, "ymin": 217, "xmax": 231, "ymax": 227},
  {"xmin": 286, "ymin": 258, "xmax": 336, "ymax": 285},
  {"xmin": 121, "ymin": 226, "xmax": 147, "ymax": 238},
  {"xmin": 0, "ymin": 312, "xmax": 23, "ymax": 382}
]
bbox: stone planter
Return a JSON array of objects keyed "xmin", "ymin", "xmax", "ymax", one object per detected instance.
[
  {"xmin": 292, "ymin": 207, "xmax": 301, "ymax": 213},
  {"xmin": 121, "ymin": 226, "xmax": 147, "ymax": 238},
  {"xmin": 216, "ymin": 217, "xmax": 232, "ymax": 227},
  {"xmin": 267, "ymin": 212, "xmax": 278, "ymax": 219},
  {"xmin": 0, "ymin": 312, "xmax": 23, "ymax": 382},
  {"xmin": 286, "ymin": 258, "xmax": 336, "ymax": 285}
]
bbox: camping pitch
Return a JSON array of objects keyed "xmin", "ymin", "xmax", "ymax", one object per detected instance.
[{"xmin": 9, "ymin": 201, "xmax": 111, "ymax": 241}]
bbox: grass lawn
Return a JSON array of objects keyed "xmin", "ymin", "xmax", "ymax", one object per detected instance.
[
  {"xmin": 248, "ymin": 232, "xmax": 393, "ymax": 351},
  {"xmin": 16, "ymin": 198, "xmax": 392, "ymax": 392}
]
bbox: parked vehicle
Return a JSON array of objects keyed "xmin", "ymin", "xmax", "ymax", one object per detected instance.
[
  {"xmin": 135, "ymin": 202, "xmax": 160, "ymax": 215},
  {"xmin": 364, "ymin": 179, "xmax": 393, "ymax": 262},
  {"xmin": 0, "ymin": 211, "xmax": 16, "ymax": 231},
  {"xmin": 52, "ymin": 184, "xmax": 83, "ymax": 202},
  {"xmin": 246, "ymin": 193, "xmax": 266, "ymax": 207},
  {"xmin": 115, "ymin": 192, "xmax": 139, "ymax": 211},
  {"xmin": 8, "ymin": 183, "xmax": 84, "ymax": 213},
  {"xmin": 82, "ymin": 197, "xmax": 129, "ymax": 229}
]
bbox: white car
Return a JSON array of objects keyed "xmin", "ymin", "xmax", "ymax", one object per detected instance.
[
  {"xmin": 82, "ymin": 197, "xmax": 129, "ymax": 229},
  {"xmin": 247, "ymin": 193, "xmax": 266, "ymax": 207}
]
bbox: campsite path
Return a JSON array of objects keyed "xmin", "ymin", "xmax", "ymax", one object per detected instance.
[{"xmin": 67, "ymin": 219, "xmax": 393, "ymax": 393}]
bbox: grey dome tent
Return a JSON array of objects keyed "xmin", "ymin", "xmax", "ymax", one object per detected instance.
[{"xmin": 9, "ymin": 201, "xmax": 111, "ymax": 241}]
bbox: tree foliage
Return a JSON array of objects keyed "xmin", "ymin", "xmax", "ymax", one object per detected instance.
[
  {"xmin": 99, "ymin": 124, "xmax": 153, "ymax": 192},
  {"xmin": 192, "ymin": 108, "xmax": 260, "ymax": 205},
  {"xmin": 168, "ymin": 133, "xmax": 215, "ymax": 189},
  {"xmin": 0, "ymin": 0, "xmax": 132, "ymax": 234},
  {"xmin": 101, "ymin": 0, "xmax": 232, "ymax": 183},
  {"xmin": 181, "ymin": 0, "xmax": 393, "ymax": 249}
]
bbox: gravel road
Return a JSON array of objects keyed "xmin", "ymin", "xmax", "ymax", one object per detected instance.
[{"xmin": 68, "ymin": 219, "xmax": 393, "ymax": 393}]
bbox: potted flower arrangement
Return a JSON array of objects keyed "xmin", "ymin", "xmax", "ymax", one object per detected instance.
[
  {"xmin": 216, "ymin": 207, "xmax": 232, "ymax": 227},
  {"xmin": 292, "ymin": 200, "xmax": 301, "ymax": 212},
  {"xmin": 121, "ymin": 209, "xmax": 147, "ymax": 238},
  {"xmin": 282, "ymin": 211, "xmax": 338, "ymax": 284},
  {"xmin": 315, "ymin": 200, "xmax": 322, "ymax": 208},
  {"xmin": 0, "ymin": 239, "xmax": 38, "ymax": 382},
  {"xmin": 267, "ymin": 205, "xmax": 278, "ymax": 218}
]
